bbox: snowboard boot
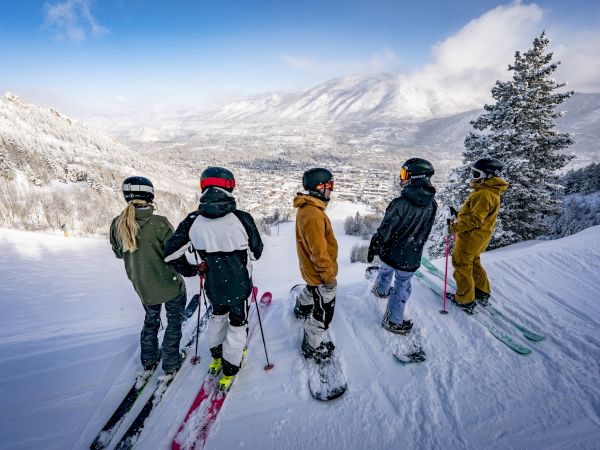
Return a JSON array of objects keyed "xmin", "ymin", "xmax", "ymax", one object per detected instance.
[
  {"xmin": 382, "ymin": 316, "xmax": 413, "ymax": 335},
  {"xmin": 209, "ymin": 357, "xmax": 222, "ymax": 375},
  {"xmin": 371, "ymin": 283, "xmax": 390, "ymax": 299},
  {"xmin": 446, "ymin": 293, "xmax": 476, "ymax": 315},
  {"xmin": 294, "ymin": 298, "xmax": 313, "ymax": 320},
  {"xmin": 475, "ymin": 288, "xmax": 491, "ymax": 306},
  {"xmin": 301, "ymin": 333, "xmax": 335, "ymax": 364}
]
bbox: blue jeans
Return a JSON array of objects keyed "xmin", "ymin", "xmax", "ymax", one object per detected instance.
[{"xmin": 374, "ymin": 263, "xmax": 414, "ymax": 324}]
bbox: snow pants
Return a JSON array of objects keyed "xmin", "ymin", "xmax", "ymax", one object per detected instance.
[
  {"xmin": 206, "ymin": 299, "xmax": 250, "ymax": 376},
  {"xmin": 297, "ymin": 284, "xmax": 336, "ymax": 349},
  {"xmin": 374, "ymin": 262, "xmax": 414, "ymax": 324},
  {"xmin": 140, "ymin": 288, "xmax": 186, "ymax": 371},
  {"xmin": 452, "ymin": 235, "xmax": 491, "ymax": 303}
]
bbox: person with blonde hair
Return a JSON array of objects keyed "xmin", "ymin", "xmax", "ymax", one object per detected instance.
[{"xmin": 110, "ymin": 176, "xmax": 188, "ymax": 374}]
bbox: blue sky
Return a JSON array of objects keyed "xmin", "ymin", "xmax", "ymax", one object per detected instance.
[{"xmin": 1, "ymin": 0, "xmax": 599, "ymax": 118}]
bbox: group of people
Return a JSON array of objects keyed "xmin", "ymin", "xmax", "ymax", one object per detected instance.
[{"xmin": 109, "ymin": 157, "xmax": 507, "ymax": 387}]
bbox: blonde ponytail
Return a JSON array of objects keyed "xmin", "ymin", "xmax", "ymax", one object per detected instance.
[{"xmin": 115, "ymin": 199, "xmax": 148, "ymax": 253}]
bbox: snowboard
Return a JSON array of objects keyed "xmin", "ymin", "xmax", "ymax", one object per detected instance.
[{"xmin": 290, "ymin": 284, "xmax": 347, "ymax": 401}]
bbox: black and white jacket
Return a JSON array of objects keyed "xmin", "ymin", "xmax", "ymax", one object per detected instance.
[{"xmin": 165, "ymin": 187, "xmax": 263, "ymax": 305}]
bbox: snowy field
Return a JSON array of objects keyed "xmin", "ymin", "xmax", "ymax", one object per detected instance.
[{"xmin": 1, "ymin": 201, "xmax": 599, "ymax": 450}]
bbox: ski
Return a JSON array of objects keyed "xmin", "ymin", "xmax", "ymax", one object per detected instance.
[
  {"xmin": 89, "ymin": 302, "xmax": 211, "ymax": 450},
  {"xmin": 172, "ymin": 291, "xmax": 273, "ymax": 450},
  {"xmin": 114, "ymin": 310, "xmax": 211, "ymax": 450},
  {"xmin": 290, "ymin": 285, "xmax": 347, "ymax": 401},
  {"xmin": 89, "ymin": 363, "xmax": 159, "ymax": 450},
  {"xmin": 419, "ymin": 256, "xmax": 545, "ymax": 341},
  {"xmin": 414, "ymin": 270, "xmax": 532, "ymax": 355}
]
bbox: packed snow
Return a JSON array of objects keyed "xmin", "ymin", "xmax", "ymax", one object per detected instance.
[{"xmin": 1, "ymin": 201, "xmax": 599, "ymax": 450}]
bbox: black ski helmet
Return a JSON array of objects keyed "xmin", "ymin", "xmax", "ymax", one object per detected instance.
[
  {"xmin": 472, "ymin": 158, "xmax": 503, "ymax": 179},
  {"xmin": 400, "ymin": 158, "xmax": 434, "ymax": 182},
  {"xmin": 200, "ymin": 166, "xmax": 235, "ymax": 192},
  {"xmin": 302, "ymin": 168, "xmax": 334, "ymax": 202},
  {"xmin": 122, "ymin": 176, "xmax": 154, "ymax": 202}
]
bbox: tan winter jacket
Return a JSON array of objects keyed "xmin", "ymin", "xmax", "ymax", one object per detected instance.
[
  {"xmin": 450, "ymin": 177, "xmax": 509, "ymax": 255},
  {"xmin": 293, "ymin": 194, "xmax": 338, "ymax": 286}
]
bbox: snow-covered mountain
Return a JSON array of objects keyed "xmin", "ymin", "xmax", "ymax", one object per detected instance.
[
  {"xmin": 89, "ymin": 79, "xmax": 600, "ymax": 167},
  {"xmin": 0, "ymin": 93, "xmax": 198, "ymax": 234},
  {"xmin": 1, "ymin": 204, "xmax": 599, "ymax": 449}
]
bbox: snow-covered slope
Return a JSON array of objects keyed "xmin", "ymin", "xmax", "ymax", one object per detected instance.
[{"xmin": 1, "ymin": 202, "xmax": 599, "ymax": 450}]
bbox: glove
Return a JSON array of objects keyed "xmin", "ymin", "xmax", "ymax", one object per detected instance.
[
  {"xmin": 449, "ymin": 206, "xmax": 458, "ymax": 222},
  {"xmin": 324, "ymin": 279, "xmax": 337, "ymax": 290},
  {"xmin": 367, "ymin": 249, "xmax": 375, "ymax": 263}
]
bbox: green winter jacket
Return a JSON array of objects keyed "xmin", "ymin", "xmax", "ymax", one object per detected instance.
[{"xmin": 110, "ymin": 206, "xmax": 184, "ymax": 306}]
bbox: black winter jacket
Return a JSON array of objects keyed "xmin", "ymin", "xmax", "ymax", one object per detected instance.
[
  {"xmin": 369, "ymin": 180, "xmax": 437, "ymax": 272},
  {"xmin": 164, "ymin": 187, "xmax": 263, "ymax": 305}
]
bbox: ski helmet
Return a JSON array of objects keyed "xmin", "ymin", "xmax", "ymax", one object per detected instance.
[
  {"xmin": 200, "ymin": 166, "xmax": 235, "ymax": 192},
  {"xmin": 302, "ymin": 168, "xmax": 334, "ymax": 201},
  {"xmin": 122, "ymin": 176, "xmax": 154, "ymax": 203},
  {"xmin": 400, "ymin": 158, "xmax": 434, "ymax": 182},
  {"xmin": 472, "ymin": 158, "xmax": 503, "ymax": 179}
]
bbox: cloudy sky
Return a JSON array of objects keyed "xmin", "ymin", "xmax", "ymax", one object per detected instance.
[{"xmin": 1, "ymin": 0, "xmax": 599, "ymax": 119}]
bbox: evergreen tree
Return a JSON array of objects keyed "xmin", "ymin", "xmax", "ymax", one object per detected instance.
[{"xmin": 429, "ymin": 32, "xmax": 574, "ymax": 256}]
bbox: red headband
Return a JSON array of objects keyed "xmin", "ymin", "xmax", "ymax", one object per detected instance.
[{"xmin": 200, "ymin": 177, "xmax": 235, "ymax": 190}]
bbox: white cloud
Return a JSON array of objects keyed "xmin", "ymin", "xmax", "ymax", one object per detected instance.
[
  {"xmin": 44, "ymin": 0, "xmax": 108, "ymax": 43},
  {"xmin": 404, "ymin": 1, "xmax": 546, "ymax": 115}
]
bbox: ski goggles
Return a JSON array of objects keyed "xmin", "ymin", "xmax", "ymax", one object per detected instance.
[
  {"xmin": 316, "ymin": 180, "xmax": 334, "ymax": 191},
  {"xmin": 471, "ymin": 168, "xmax": 487, "ymax": 180},
  {"xmin": 400, "ymin": 167, "xmax": 410, "ymax": 181},
  {"xmin": 200, "ymin": 177, "xmax": 236, "ymax": 190}
]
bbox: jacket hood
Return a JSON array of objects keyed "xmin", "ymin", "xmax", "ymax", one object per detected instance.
[
  {"xmin": 401, "ymin": 180, "xmax": 436, "ymax": 207},
  {"xmin": 472, "ymin": 177, "xmax": 509, "ymax": 194},
  {"xmin": 293, "ymin": 193, "xmax": 327, "ymax": 210},
  {"xmin": 198, "ymin": 187, "xmax": 237, "ymax": 218}
]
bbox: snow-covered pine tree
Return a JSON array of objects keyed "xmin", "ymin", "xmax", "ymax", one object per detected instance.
[{"xmin": 428, "ymin": 32, "xmax": 574, "ymax": 256}]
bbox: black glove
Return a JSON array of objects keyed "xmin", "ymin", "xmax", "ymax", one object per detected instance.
[
  {"xmin": 367, "ymin": 248, "xmax": 375, "ymax": 263},
  {"xmin": 449, "ymin": 206, "xmax": 458, "ymax": 217}
]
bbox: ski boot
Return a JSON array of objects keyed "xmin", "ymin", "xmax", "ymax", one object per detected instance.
[
  {"xmin": 218, "ymin": 375, "xmax": 234, "ymax": 391},
  {"xmin": 475, "ymin": 288, "xmax": 491, "ymax": 306},
  {"xmin": 209, "ymin": 357, "xmax": 222, "ymax": 375},
  {"xmin": 163, "ymin": 351, "xmax": 186, "ymax": 376},
  {"xmin": 446, "ymin": 293, "xmax": 476, "ymax": 315}
]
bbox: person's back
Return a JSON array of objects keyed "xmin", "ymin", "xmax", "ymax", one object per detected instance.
[
  {"xmin": 164, "ymin": 167, "xmax": 263, "ymax": 389},
  {"xmin": 372, "ymin": 178, "xmax": 437, "ymax": 272},
  {"xmin": 368, "ymin": 158, "xmax": 437, "ymax": 334},
  {"xmin": 110, "ymin": 176, "xmax": 186, "ymax": 374}
]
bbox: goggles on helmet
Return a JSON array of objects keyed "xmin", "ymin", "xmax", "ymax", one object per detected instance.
[
  {"xmin": 400, "ymin": 167, "xmax": 410, "ymax": 181},
  {"xmin": 471, "ymin": 168, "xmax": 487, "ymax": 180},
  {"xmin": 316, "ymin": 180, "xmax": 334, "ymax": 192},
  {"xmin": 200, "ymin": 177, "xmax": 236, "ymax": 190}
]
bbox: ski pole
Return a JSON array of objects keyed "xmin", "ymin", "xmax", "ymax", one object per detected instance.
[
  {"xmin": 191, "ymin": 249, "xmax": 206, "ymax": 365},
  {"xmin": 441, "ymin": 232, "xmax": 450, "ymax": 315},
  {"xmin": 252, "ymin": 287, "xmax": 274, "ymax": 371},
  {"xmin": 191, "ymin": 273, "xmax": 204, "ymax": 365}
]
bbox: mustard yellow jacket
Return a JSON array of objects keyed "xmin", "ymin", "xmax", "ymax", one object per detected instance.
[
  {"xmin": 293, "ymin": 194, "xmax": 338, "ymax": 285},
  {"xmin": 450, "ymin": 177, "xmax": 509, "ymax": 254}
]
